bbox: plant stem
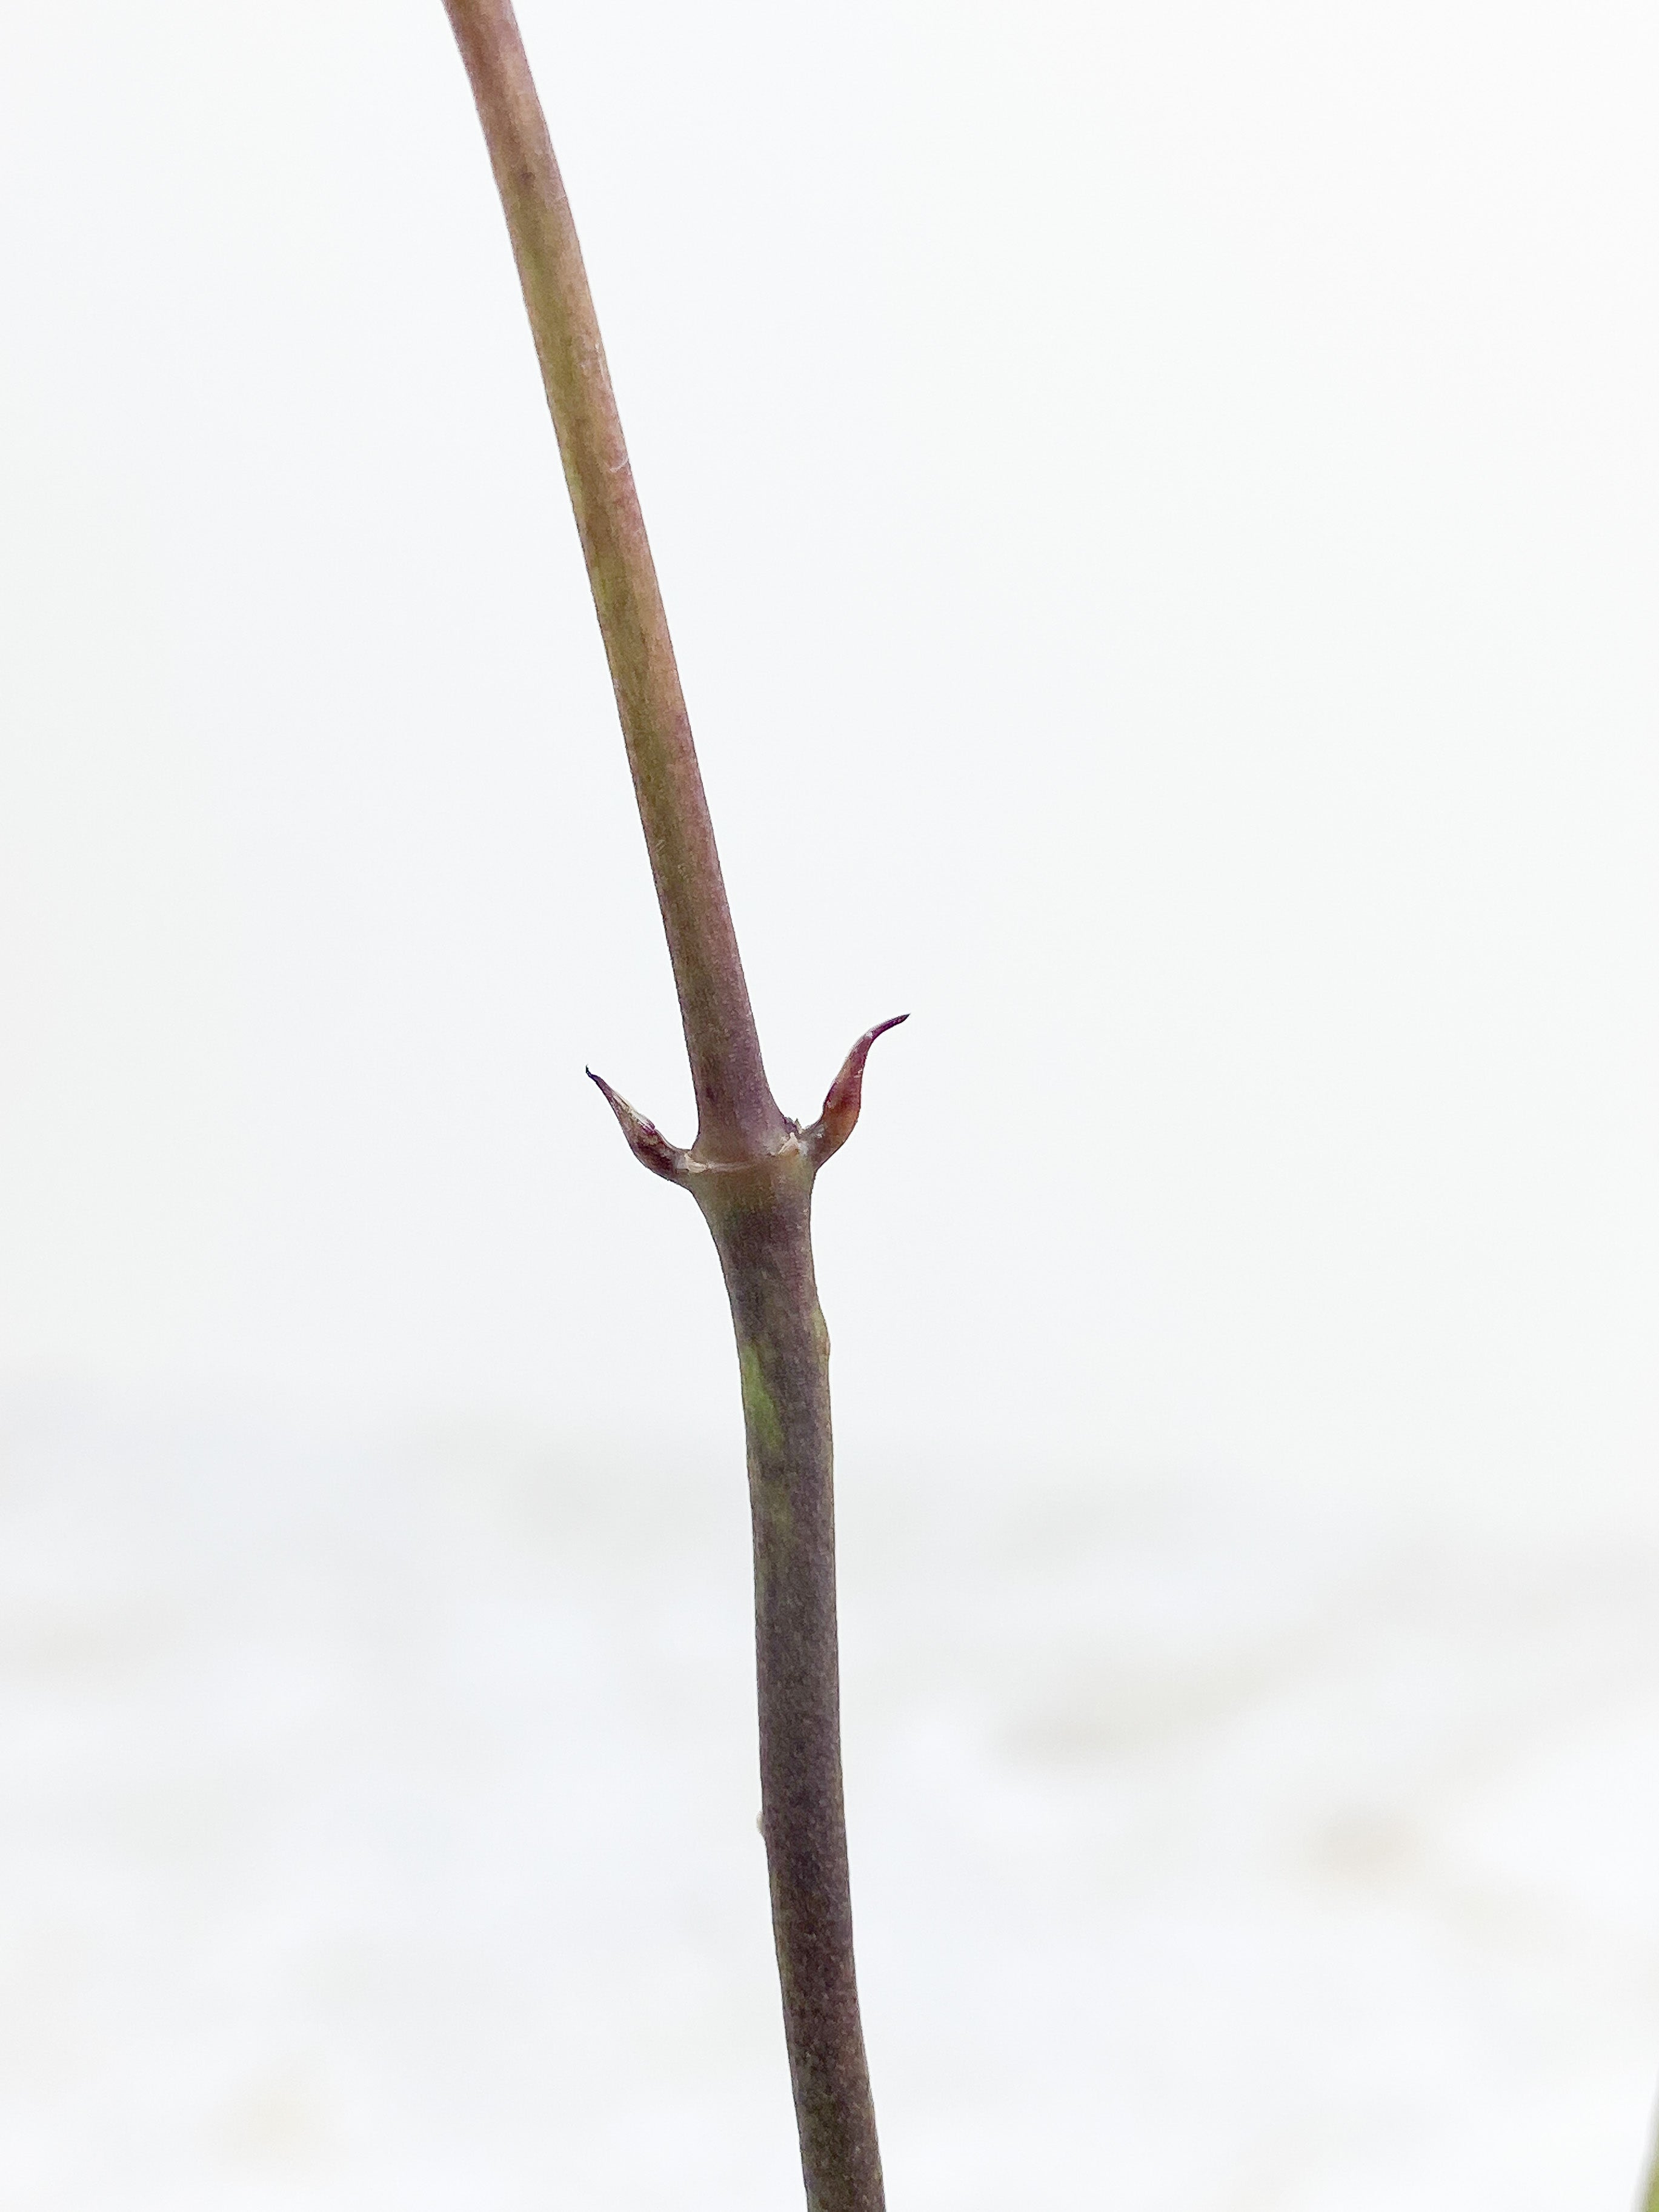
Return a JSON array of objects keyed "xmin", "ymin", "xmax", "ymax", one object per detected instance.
[
  {"xmin": 701, "ymin": 1148, "xmax": 883, "ymax": 2212},
  {"xmin": 441, "ymin": 5, "xmax": 896, "ymax": 2204},
  {"xmin": 442, "ymin": 0, "xmax": 779, "ymax": 1166}
]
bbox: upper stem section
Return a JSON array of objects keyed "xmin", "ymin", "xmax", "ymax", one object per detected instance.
[{"xmin": 443, "ymin": 0, "xmax": 785, "ymax": 1165}]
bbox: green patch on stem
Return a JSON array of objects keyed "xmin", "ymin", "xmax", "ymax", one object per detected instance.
[{"xmin": 739, "ymin": 1341, "xmax": 786, "ymax": 1458}]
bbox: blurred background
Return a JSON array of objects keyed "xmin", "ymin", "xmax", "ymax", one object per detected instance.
[{"xmin": 2, "ymin": 0, "xmax": 1657, "ymax": 2202}]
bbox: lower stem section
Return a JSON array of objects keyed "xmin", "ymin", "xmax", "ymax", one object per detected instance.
[{"xmin": 700, "ymin": 1155, "xmax": 884, "ymax": 2212}]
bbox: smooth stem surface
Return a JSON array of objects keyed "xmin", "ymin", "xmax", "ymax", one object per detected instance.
[
  {"xmin": 441, "ymin": 5, "xmax": 885, "ymax": 2206},
  {"xmin": 699, "ymin": 1152, "xmax": 884, "ymax": 2212},
  {"xmin": 442, "ymin": 0, "xmax": 780, "ymax": 1165}
]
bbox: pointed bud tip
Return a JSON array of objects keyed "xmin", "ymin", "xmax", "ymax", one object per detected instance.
[
  {"xmin": 802, "ymin": 1012, "xmax": 909, "ymax": 1169},
  {"xmin": 585, "ymin": 1066, "xmax": 688, "ymax": 1186}
]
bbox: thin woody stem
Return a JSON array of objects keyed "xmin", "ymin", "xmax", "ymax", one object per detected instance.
[
  {"xmin": 442, "ymin": 0, "xmax": 780, "ymax": 1164},
  {"xmin": 440, "ymin": 6, "xmax": 889, "ymax": 2208}
]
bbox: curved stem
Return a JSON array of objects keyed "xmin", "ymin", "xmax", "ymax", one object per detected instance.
[{"xmin": 440, "ymin": 7, "xmax": 886, "ymax": 2205}]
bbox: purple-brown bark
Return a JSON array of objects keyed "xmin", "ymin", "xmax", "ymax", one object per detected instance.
[{"xmin": 441, "ymin": 5, "xmax": 899, "ymax": 2204}]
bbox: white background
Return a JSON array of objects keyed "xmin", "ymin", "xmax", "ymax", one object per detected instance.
[{"xmin": 1, "ymin": 0, "xmax": 1657, "ymax": 2204}]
